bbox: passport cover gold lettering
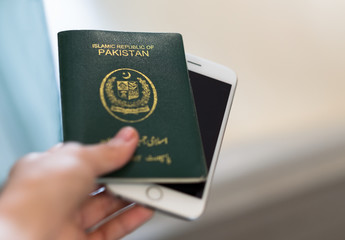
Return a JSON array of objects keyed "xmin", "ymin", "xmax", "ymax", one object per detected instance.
[{"xmin": 58, "ymin": 30, "xmax": 207, "ymax": 183}]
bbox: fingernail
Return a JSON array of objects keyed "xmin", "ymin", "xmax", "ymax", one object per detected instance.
[{"xmin": 114, "ymin": 126, "xmax": 136, "ymax": 142}]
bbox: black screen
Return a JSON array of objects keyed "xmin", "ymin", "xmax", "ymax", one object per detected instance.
[{"xmin": 162, "ymin": 70, "xmax": 232, "ymax": 198}]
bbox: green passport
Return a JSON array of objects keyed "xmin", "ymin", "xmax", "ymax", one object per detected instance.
[{"xmin": 58, "ymin": 30, "xmax": 207, "ymax": 183}]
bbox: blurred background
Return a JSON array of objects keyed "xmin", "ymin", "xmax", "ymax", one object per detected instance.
[{"xmin": 3, "ymin": 0, "xmax": 345, "ymax": 239}]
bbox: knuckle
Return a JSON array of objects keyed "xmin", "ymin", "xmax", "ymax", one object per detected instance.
[
  {"xmin": 63, "ymin": 141, "xmax": 82, "ymax": 150},
  {"xmin": 63, "ymin": 142, "xmax": 84, "ymax": 156},
  {"xmin": 9, "ymin": 153, "xmax": 39, "ymax": 177}
]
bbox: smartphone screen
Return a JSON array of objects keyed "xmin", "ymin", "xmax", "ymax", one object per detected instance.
[{"xmin": 162, "ymin": 70, "xmax": 232, "ymax": 198}]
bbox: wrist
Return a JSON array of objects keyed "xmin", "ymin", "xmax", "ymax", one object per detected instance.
[
  {"xmin": 0, "ymin": 216, "xmax": 31, "ymax": 240},
  {"xmin": 0, "ymin": 185, "xmax": 49, "ymax": 240}
]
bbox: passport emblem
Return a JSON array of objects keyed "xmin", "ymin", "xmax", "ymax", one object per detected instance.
[{"xmin": 100, "ymin": 68, "xmax": 157, "ymax": 123}]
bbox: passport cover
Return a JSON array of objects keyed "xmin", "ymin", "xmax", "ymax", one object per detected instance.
[{"xmin": 58, "ymin": 30, "xmax": 207, "ymax": 183}]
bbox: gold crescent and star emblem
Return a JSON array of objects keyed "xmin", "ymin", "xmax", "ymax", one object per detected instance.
[
  {"xmin": 100, "ymin": 68, "xmax": 158, "ymax": 123},
  {"xmin": 122, "ymin": 72, "xmax": 131, "ymax": 79}
]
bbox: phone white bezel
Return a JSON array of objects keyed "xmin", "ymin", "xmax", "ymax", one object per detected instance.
[{"xmin": 106, "ymin": 54, "xmax": 237, "ymax": 220}]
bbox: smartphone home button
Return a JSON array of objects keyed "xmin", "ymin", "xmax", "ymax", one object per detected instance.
[{"xmin": 146, "ymin": 186, "xmax": 163, "ymax": 200}]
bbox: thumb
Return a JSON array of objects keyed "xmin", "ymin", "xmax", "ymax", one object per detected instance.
[{"xmin": 81, "ymin": 126, "xmax": 139, "ymax": 176}]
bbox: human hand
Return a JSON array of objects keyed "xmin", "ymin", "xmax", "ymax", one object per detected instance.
[{"xmin": 0, "ymin": 127, "xmax": 153, "ymax": 240}]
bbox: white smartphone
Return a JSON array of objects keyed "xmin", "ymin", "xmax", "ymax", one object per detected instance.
[{"xmin": 106, "ymin": 54, "xmax": 237, "ymax": 220}]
